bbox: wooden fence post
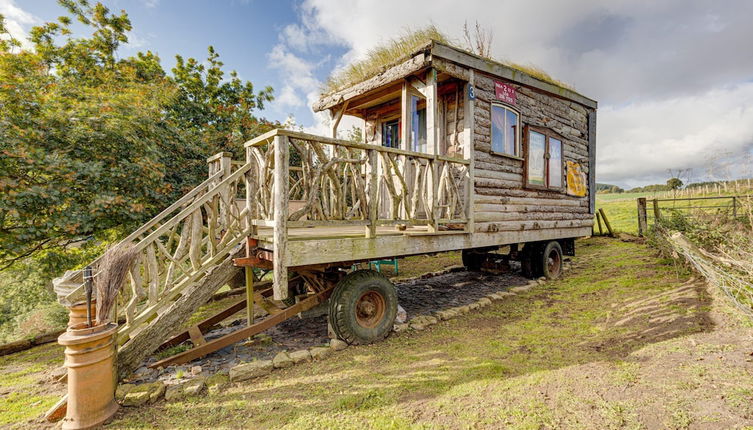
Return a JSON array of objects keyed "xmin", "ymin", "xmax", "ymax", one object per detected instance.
[
  {"xmin": 637, "ymin": 197, "xmax": 648, "ymax": 236},
  {"xmin": 273, "ymin": 135, "xmax": 289, "ymax": 301},
  {"xmin": 598, "ymin": 208, "xmax": 615, "ymax": 237},
  {"xmin": 732, "ymin": 196, "xmax": 737, "ymax": 218},
  {"xmin": 652, "ymin": 199, "xmax": 661, "ymax": 223}
]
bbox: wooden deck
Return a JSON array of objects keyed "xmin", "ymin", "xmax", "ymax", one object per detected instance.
[{"xmin": 254, "ymin": 224, "xmax": 465, "ymax": 242}]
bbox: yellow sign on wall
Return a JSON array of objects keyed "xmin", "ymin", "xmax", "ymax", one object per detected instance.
[{"xmin": 566, "ymin": 161, "xmax": 587, "ymax": 197}]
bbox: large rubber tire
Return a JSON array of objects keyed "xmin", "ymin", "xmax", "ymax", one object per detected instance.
[
  {"xmin": 329, "ymin": 270, "xmax": 398, "ymax": 345},
  {"xmin": 541, "ymin": 241, "xmax": 563, "ymax": 280},
  {"xmin": 462, "ymin": 249, "xmax": 484, "ymax": 271},
  {"xmin": 520, "ymin": 243, "xmax": 542, "ymax": 279}
]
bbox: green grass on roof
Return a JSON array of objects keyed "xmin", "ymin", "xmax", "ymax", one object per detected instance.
[{"xmin": 321, "ymin": 26, "xmax": 574, "ymax": 96}]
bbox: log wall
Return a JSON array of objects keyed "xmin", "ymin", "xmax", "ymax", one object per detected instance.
[{"xmin": 470, "ymin": 71, "xmax": 594, "ymax": 235}]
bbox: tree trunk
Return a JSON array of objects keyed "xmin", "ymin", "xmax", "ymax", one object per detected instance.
[{"xmin": 117, "ymin": 250, "xmax": 243, "ymax": 380}]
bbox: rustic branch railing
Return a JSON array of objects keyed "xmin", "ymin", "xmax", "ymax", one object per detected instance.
[{"xmin": 244, "ymin": 129, "xmax": 471, "ymax": 233}]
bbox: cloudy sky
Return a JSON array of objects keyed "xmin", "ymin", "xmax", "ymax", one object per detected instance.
[{"xmin": 5, "ymin": 0, "xmax": 753, "ymax": 188}]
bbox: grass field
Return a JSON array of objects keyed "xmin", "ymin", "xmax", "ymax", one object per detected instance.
[{"xmin": 102, "ymin": 237, "xmax": 753, "ymax": 429}]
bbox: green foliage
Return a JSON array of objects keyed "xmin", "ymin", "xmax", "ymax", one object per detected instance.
[
  {"xmin": 0, "ymin": 0, "xmax": 278, "ymax": 339},
  {"xmin": 596, "ymin": 183, "xmax": 625, "ymax": 194},
  {"xmin": 627, "ymin": 183, "xmax": 671, "ymax": 193},
  {"xmin": 667, "ymin": 177, "xmax": 684, "ymax": 191}
]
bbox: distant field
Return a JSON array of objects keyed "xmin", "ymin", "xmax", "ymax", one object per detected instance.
[{"xmin": 596, "ymin": 188, "xmax": 751, "ymax": 235}]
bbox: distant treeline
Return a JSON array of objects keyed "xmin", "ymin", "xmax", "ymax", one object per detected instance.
[{"xmin": 598, "ymin": 178, "xmax": 753, "ymax": 194}]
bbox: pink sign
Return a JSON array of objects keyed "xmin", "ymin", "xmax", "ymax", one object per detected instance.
[{"xmin": 494, "ymin": 81, "xmax": 517, "ymax": 105}]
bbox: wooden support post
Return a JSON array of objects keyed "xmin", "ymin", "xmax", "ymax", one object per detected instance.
[
  {"xmin": 331, "ymin": 100, "xmax": 349, "ymax": 139},
  {"xmin": 652, "ymin": 199, "xmax": 661, "ymax": 222},
  {"xmin": 598, "ymin": 208, "xmax": 614, "ymax": 237},
  {"xmin": 732, "ymin": 196, "xmax": 737, "ymax": 218},
  {"xmin": 273, "ymin": 135, "xmax": 289, "ymax": 300},
  {"xmin": 637, "ymin": 197, "xmax": 648, "ymax": 236},
  {"xmin": 595, "ymin": 212, "xmax": 604, "ymax": 236},
  {"xmin": 463, "ymin": 71, "xmax": 475, "ymax": 233},
  {"xmin": 245, "ymin": 266, "xmax": 254, "ymax": 328},
  {"xmin": 400, "ymin": 80, "xmax": 411, "ymax": 221},
  {"xmin": 426, "ymin": 68, "xmax": 439, "ymax": 232},
  {"xmin": 365, "ymin": 149, "xmax": 378, "ymax": 238}
]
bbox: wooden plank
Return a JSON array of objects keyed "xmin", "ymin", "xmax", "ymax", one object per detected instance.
[
  {"xmin": 366, "ymin": 149, "xmax": 378, "ymax": 238},
  {"xmin": 282, "ymin": 226, "xmax": 591, "ymax": 267},
  {"xmin": 598, "ymin": 208, "xmax": 614, "ymax": 237},
  {"xmin": 273, "ymin": 135, "xmax": 289, "ymax": 300},
  {"xmin": 149, "ymin": 286, "xmax": 334, "ymax": 368}
]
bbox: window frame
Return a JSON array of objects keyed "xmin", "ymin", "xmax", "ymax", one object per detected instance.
[
  {"xmin": 489, "ymin": 102, "xmax": 523, "ymax": 160},
  {"xmin": 523, "ymin": 125, "xmax": 565, "ymax": 192},
  {"xmin": 380, "ymin": 114, "xmax": 401, "ymax": 149}
]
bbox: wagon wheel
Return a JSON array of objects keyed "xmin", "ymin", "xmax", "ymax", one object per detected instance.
[
  {"xmin": 328, "ymin": 270, "xmax": 397, "ymax": 345},
  {"xmin": 541, "ymin": 241, "xmax": 563, "ymax": 280},
  {"xmin": 462, "ymin": 249, "xmax": 484, "ymax": 271}
]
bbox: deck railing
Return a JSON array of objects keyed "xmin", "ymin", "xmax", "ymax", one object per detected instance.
[{"xmin": 244, "ymin": 129, "xmax": 471, "ymax": 235}]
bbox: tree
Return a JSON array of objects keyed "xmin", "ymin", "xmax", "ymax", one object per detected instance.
[
  {"xmin": 0, "ymin": 0, "xmax": 276, "ymax": 270},
  {"xmin": 667, "ymin": 177, "xmax": 684, "ymax": 190}
]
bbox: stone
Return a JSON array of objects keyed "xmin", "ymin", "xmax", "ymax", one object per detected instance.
[
  {"xmin": 458, "ymin": 305, "xmax": 471, "ymax": 314},
  {"xmin": 273, "ymin": 351, "xmax": 294, "ymax": 369},
  {"xmin": 469, "ymin": 302, "xmax": 480, "ymax": 311},
  {"xmin": 433, "ymin": 310, "xmax": 451, "ymax": 321},
  {"xmin": 538, "ymin": 277, "xmax": 547, "ymax": 282},
  {"xmin": 393, "ymin": 323, "xmax": 410, "ymax": 333},
  {"xmin": 330, "ymin": 339, "xmax": 348, "ymax": 351},
  {"xmin": 395, "ymin": 304, "xmax": 408, "ymax": 324},
  {"xmin": 411, "ymin": 315, "xmax": 438, "ymax": 326},
  {"xmin": 146, "ymin": 382, "xmax": 166, "ymax": 403},
  {"xmin": 230, "ymin": 360, "xmax": 273, "ymax": 382},
  {"xmin": 116, "ymin": 384, "xmax": 136, "ymax": 402},
  {"xmin": 410, "ymin": 323, "xmax": 426, "ymax": 331},
  {"xmin": 511, "ymin": 285, "xmax": 533, "ymax": 293},
  {"xmin": 289, "ymin": 349, "xmax": 312, "ymax": 364},
  {"xmin": 477, "ymin": 298, "xmax": 493, "ymax": 307},
  {"xmin": 190, "ymin": 365, "xmax": 202, "ymax": 376},
  {"xmin": 310, "ymin": 346, "xmax": 332, "ymax": 360},
  {"xmin": 183, "ymin": 378, "xmax": 206, "ymax": 396},
  {"xmin": 164, "ymin": 383, "xmax": 185, "ymax": 402},
  {"xmin": 206, "ymin": 372, "xmax": 230, "ymax": 394},
  {"xmin": 253, "ymin": 333, "xmax": 273, "ymax": 346},
  {"xmin": 123, "ymin": 390, "xmax": 151, "ymax": 407}
]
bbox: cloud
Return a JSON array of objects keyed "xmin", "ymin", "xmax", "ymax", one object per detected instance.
[
  {"xmin": 0, "ymin": 0, "xmax": 39, "ymax": 50},
  {"xmin": 598, "ymin": 83, "xmax": 753, "ymax": 186},
  {"xmin": 275, "ymin": 0, "xmax": 753, "ymax": 185}
]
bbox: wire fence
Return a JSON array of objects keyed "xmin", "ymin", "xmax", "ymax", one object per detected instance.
[{"xmin": 665, "ymin": 232, "xmax": 753, "ymax": 319}]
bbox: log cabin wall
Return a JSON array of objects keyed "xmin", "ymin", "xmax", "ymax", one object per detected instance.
[{"xmin": 471, "ymin": 71, "xmax": 594, "ymax": 234}]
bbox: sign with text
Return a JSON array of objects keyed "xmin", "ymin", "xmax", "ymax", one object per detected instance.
[{"xmin": 494, "ymin": 81, "xmax": 517, "ymax": 105}]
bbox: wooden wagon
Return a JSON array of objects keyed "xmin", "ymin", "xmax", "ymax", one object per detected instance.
[{"xmin": 61, "ymin": 40, "xmax": 597, "ymax": 373}]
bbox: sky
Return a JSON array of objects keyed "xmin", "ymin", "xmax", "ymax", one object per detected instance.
[{"xmin": 3, "ymin": 0, "xmax": 753, "ymax": 188}]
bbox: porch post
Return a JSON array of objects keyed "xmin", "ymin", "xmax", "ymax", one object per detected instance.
[{"xmin": 272, "ymin": 135, "xmax": 289, "ymax": 300}]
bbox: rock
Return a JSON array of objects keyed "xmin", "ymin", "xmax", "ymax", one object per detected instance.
[
  {"xmin": 116, "ymin": 384, "xmax": 136, "ymax": 402},
  {"xmin": 330, "ymin": 339, "xmax": 348, "ymax": 351},
  {"xmin": 206, "ymin": 372, "xmax": 230, "ymax": 394},
  {"xmin": 411, "ymin": 315, "xmax": 438, "ymax": 326},
  {"xmin": 123, "ymin": 390, "xmax": 151, "ymax": 407},
  {"xmin": 393, "ymin": 323, "xmax": 410, "ymax": 333},
  {"xmin": 164, "ymin": 384, "xmax": 185, "ymax": 402},
  {"xmin": 146, "ymin": 382, "xmax": 166, "ymax": 403},
  {"xmin": 310, "ymin": 346, "xmax": 332, "ymax": 360},
  {"xmin": 230, "ymin": 360, "xmax": 273, "ymax": 382},
  {"xmin": 410, "ymin": 323, "xmax": 426, "ymax": 331},
  {"xmin": 289, "ymin": 349, "xmax": 312, "ymax": 364},
  {"xmin": 395, "ymin": 304, "xmax": 408, "ymax": 324},
  {"xmin": 273, "ymin": 351, "xmax": 294, "ymax": 369},
  {"xmin": 253, "ymin": 334, "xmax": 273, "ymax": 346},
  {"xmin": 477, "ymin": 298, "xmax": 492, "ymax": 307},
  {"xmin": 183, "ymin": 378, "xmax": 206, "ymax": 396},
  {"xmin": 190, "ymin": 366, "xmax": 202, "ymax": 376},
  {"xmin": 511, "ymin": 285, "xmax": 533, "ymax": 293},
  {"xmin": 433, "ymin": 310, "xmax": 452, "ymax": 321},
  {"xmin": 469, "ymin": 302, "xmax": 480, "ymax": 311},
  {"xmin": 538, "ymin": 277, "xmax": 547, "ymax": 282}
]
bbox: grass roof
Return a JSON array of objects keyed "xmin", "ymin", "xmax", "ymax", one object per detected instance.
[{"xmin": 321, "ymin": 26, "xmax": 574, "ymax": 96}]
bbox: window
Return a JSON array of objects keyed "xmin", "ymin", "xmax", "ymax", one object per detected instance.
[
  {"xmin": 382, "ymin": 118, "xmax": 400, "ymax": 148},
  {"xmin": 525, "ymin": 126, "xmax": 564, "ymax": 190},
  {"xmin": 491, "ymin": 104, "xmax": 520, "ymax": 157},
  {"xmin": 410, "ymin": 95, "xmax": 427, "ymax": 153}
]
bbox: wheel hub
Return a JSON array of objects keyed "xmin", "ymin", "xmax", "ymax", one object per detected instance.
[
  {"xmin": 546, "ymin": 249, "xmax": 562, "ymax": 276},
  {"xmin": 355, "ymin": 290, "xmax": 386, "ymax": 328}
]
